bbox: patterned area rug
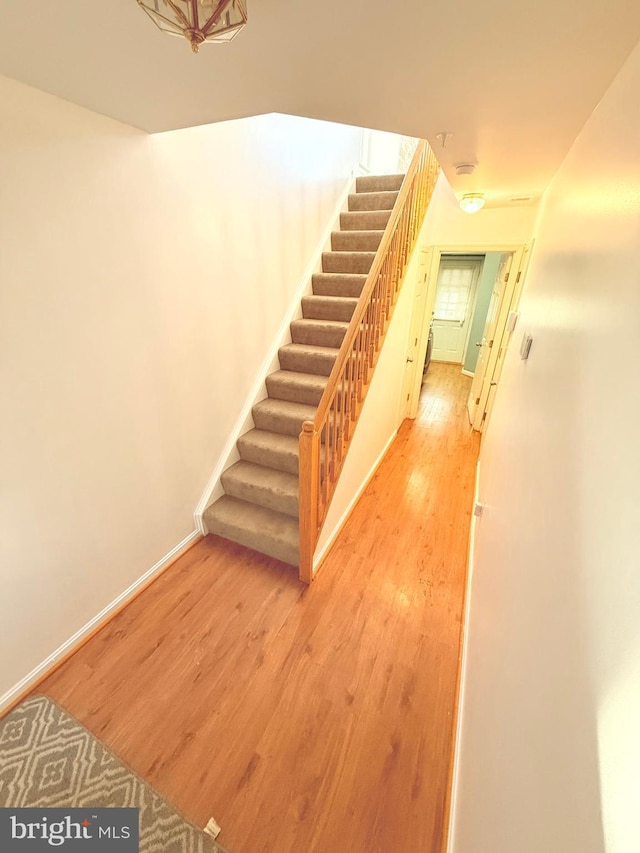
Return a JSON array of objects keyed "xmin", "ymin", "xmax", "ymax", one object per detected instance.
[{"xmin": 0, "ymin": 695, "xmax": 227, "ymax": 853}]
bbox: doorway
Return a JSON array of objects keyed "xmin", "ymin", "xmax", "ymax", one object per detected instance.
[
  {"xmin": 401, "ymin": 243, "xmax": 531, "ymax": 431},
  {"xmin": 431, "ymin": 256, "xmax": 482, "ymax": 364}
]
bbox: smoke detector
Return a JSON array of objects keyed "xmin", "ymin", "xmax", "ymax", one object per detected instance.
[{"xmin": 455, "ymin": 163, "xmax": 475, "ymax": 176}]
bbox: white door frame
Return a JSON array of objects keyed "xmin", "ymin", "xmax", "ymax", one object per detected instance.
[{"xmin": 405, "ymin": 243, "xmax": 527, "ymax": 420}]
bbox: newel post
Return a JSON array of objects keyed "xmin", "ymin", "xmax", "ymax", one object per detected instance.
[{"xmin": 298, "ymin": 420, "xmax": 320, "ymax": 584}]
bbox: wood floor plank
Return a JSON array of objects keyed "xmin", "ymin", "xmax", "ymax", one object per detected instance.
[{"xmin": 35, "ymin": 363, "xmax": 480, "ymax": 853}]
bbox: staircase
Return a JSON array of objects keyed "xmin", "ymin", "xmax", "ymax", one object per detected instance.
[{"xmin": 203, "ymin": 173, "xmax": 405, "ymax": 568}]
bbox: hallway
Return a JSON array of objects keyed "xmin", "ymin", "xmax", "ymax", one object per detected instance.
[{"xmin": 38, "ymin": 363, "xmax": 480, "ymax": 853}]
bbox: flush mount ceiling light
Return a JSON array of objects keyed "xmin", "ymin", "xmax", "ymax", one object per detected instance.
[
  {"xmin": 137, "ymin": 0, "xmax": 248, "ymax": 53},
  {"xmin": 459, "ymin": 193, "xmax": 486, "ymax": 214}
]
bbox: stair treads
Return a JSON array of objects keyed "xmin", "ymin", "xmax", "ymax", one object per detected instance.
[
  {"xmin": 331, "ymin": 230, "xmax": 384, "ymax": 252},
  {"xmin": 237, "ymin": 429, "xmax": 300, "ymax": 475},
  {"xmin": 221, "ymin": 461, "xmax": 299, "ymax": 518},
  {"xmin": 203, "ymin": 170, "xmax": 408, "ymax": 572},
  {"xmin": 355, "ymin": 173, "xmax": 404, "ymax": 193},
  {"xmin": 266, "ymin": 370, "xmax": 328, "ymax": 406},
  {"xmin": 278, "ymin": 343, "xmax": 339, "ymax": 376},
  {"xmin": 340, "ymin": 210, "xmax": 392, "ymax": 231},
  {"xmin": 252, "ymin": 398, "xmax": 318, "ymax": 437},
  {"xmin": 322, "ymin": 251, "xmax": 376, "ymax": 274},
  {"xmin": 301, "ymin": 295, "xmax": 358, "ymax": 322},
  {"xmin": 204, "ymin": 496, "xmax": 299, "ymax": 567},
  {"xmin": 348, "ymin": 190, "xmax": 398, "ymax": 211},
  {"xmin": 311, "ymin": 273, "xmax": 367, "ymax": 298},
  {"xmin": 290, "ymin": 318, "xmax": 349, "ymax": 348}
]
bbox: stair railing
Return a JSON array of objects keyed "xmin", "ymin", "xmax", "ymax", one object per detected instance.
[{"xmin": 298, "ymin": 140, "xmax": 440, "ymax": 582}]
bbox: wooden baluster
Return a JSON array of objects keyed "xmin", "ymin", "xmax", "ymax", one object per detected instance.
[
  {"xmin": 337, "ymin": 375, "xmax": 345, "ymax": 465},
  {"xmin": 320, "ymin": 419, "xmax": 329, "ymax": 522},
  {"xmin": 330, "ymin": 402, "xmax": 337, "ymax": 486}
]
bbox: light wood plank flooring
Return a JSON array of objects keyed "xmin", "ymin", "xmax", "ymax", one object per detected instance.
[{"xmin": 37, "ymin": 363, "xmax": 480, "ymax": 853}]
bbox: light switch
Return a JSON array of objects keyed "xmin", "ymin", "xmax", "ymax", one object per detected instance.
[
  {"xmin": 506, "ymin": 311, "xmax": 519, "ymax": 332},
  {"xmin": 520, "ymin": 334, "xmax": 533, "ymax": 360}
]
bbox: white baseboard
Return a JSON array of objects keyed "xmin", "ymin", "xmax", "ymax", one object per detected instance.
[
  {"xmin": 446, "ymin": 460, "xmax": 481, "ymax": 853},
  {"xmin": 194, "ymin": 170, "xmax": 359, "ymax": 533},
  {"xmin": 461, "ymin": 369, "xmax": 474, "ymax": 377},
  {"xmin": 312, "ymin": 428, "xmax": 398, "ymax": 572},
  {"xmin": 0, "ymin": 530, "xmax": 201, "ymax": 714}
]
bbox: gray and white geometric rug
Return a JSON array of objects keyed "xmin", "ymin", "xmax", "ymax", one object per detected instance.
[{"xmin": 0, "ymin": 695, "xmax": 228, "ymax": 853}]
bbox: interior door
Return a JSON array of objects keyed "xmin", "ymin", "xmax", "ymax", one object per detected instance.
[
  {"xmin": 400, "ymin": 248, "xmax": 431, "ymax": 419},
  {"xmin": 478, "ymin": 241, "xmax": 533, "ymax": 434},
  {"xmin": 469, "ymin": 246, "xmax": 526, "ymax": 430},
  {"xmin": 431, "ymin": 259, "xmax": 481, "ymax": 363},
  {"xmin": 467, "ymin": 253, "xmax": 513, "ymax": 425}
]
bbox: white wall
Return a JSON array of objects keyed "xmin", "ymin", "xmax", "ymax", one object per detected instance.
[
  {"xmin": 451, "ymin": 38, "xmax": 640, "ymax": 853},
  {"xmin": 0, "ymin": 75, "xmax": 362, "ymax": 705}
]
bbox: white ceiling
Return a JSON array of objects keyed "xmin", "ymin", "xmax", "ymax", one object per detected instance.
[{"xmin": 1, "ymin": 0, "xmax": 639, "ymax": 205}]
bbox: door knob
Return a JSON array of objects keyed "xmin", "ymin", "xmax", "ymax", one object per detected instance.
[
  {"xmin": 475, "ymin": 342, "xmax": 482, "ymax": 347},
  {"xmin": 406, "ymin": 357, "xmax": 414, "ymax": 363},
  {"xmin": 490, "ymin": 381, "xmax": 497, "ymax": 386}
]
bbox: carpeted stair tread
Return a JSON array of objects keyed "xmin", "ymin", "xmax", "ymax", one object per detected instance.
[
  {"xmin": 278, "ymin": 343, "xmax": 339, "ymax": 376},
  {"xmin": 322, "ymin": 251, "xmax": 376, "ymax": 274},
  {"xmin": 302, "ymin": 295, "xmax": 359, "ymax": 322},
  {"xmin": 266, "ymin": 370, "xmax": 328, "ymax": 406},
  {"xmin": 290, "ymin": 318, "xmax": 350, "ymax": 347},
  {"xmin": 237, "ymin": 429, "xmax": 300, "ymax": 474},
  {"xmin": 331, "ymin": 230, "xmax": 385, "ymax": 252},
  {"xmin": 356, "ymin": 173, "xmax": 404, "ymax": 193},
  {"xmin": 253, "ymin": 398, "xmax": 318, "ymax": 436},
  {"xmin": 204, "ymin": 496, "xmax": 299, "ymax": 567},
  {"xmin": 312, "ymin": 273, "xmax": 368, "ymax": 298},
  {"xmin": 340, "ymin": 209, "xmax": 393, "ymax": 231},
  {"xmin": 221, "ymin": 460, "xmax": 299, "ymax": 518},
  {"xmin": 348, "ymin": 190, "xmax": 398, "ymax": 211}
]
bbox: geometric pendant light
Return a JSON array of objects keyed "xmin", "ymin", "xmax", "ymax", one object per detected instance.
[{"xmin": 136, "ymin": 0, "xmax": 248, "ymax": 53}]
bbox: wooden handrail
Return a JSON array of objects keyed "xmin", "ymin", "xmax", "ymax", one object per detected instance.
[{"xmin": 298, "ymin": 140, "xmax": 440, "ymax": 582}]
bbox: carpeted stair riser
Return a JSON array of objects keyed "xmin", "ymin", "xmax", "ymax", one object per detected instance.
[
  {"xmin": 253, "ymin": 398, "xmax": 318, "ymax": 437},
  {"xmin": 348, "ymin": 190, "xmax": 398, "ymax": 211},
  {"xmin": 355, "ymin": 173, "xmax": 404, "ymax": 193},
  {"xmin": 302, "ymin": 295, "xmax": 358, "ymax": 322},
  {"xmin": 266, "ymin": 370, "xmax": 328, "ymax": 406},
  {"xmin": 322, "ymin": 251, "xmax": 376, "ymax": 274},
  {"xmin": 204, "ymin": 496, "xmax": 299, "ymax": 566},
  {"xmin": 237, "ymin": 429, "xmax": 300, "ymax": 475},
  {"xmin": 331, "ymin": 230, "xmax": 384, "ymax": 252},
  {"xmin": 221, "ymin": 461, "xmax": 299, "ymax": 518},
  {"xmin": 340, "ymin": 210, "xmax": 392, "ymax": 231},
  {"xmin": 290, "ymin": 319, "xmax": 349, "ymax": 348},
  {"xmin": 205, "ymin": 171, "xmax": 406, "ymax": 568},
  {"xmin": 278, "ymin": 343, "xmax": 339, "ymax": 376},
  {"xmin": 312, "ymin": 273, "xmax": 368, "ymax": 298}
]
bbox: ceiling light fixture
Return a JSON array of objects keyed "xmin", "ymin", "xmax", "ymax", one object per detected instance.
[
  {"xmin": 459, "ymin": 193, "xmax": 486, "ymax": 214},
  {"xmin": 136, "ymin": 0, "xmax": 248, "ymax": 53}
]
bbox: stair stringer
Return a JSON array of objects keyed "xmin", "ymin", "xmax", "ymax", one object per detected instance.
[
  {"xmin": 311, "ymin": 232, "xmax": 430, "ymax": 572},
  {"xmin": 194, "ymin": 170, "xmax": 360, "ymax": 535}
]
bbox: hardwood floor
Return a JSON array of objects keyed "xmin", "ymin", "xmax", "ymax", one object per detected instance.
[{"xmin": 37, "ymin": 363, "xmax": 480, "ymax": 853}]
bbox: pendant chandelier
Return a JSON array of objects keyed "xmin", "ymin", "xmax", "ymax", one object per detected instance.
[{"xmin": 136, "ymin": 0, "xmax": 248, "ymax": 53}]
